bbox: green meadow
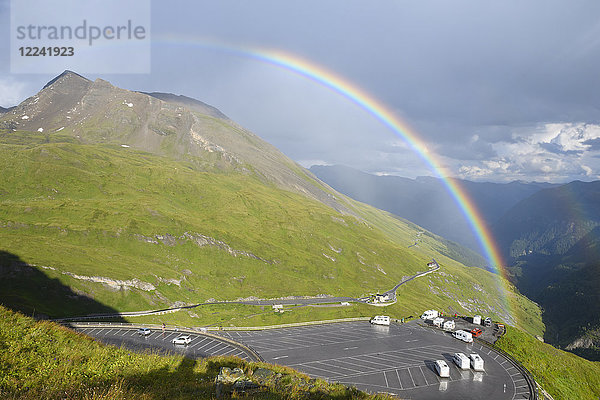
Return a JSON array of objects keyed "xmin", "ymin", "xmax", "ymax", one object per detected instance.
[{"xmin": 0, "ymin": 132, "xmax": 542, "ymax": 337}]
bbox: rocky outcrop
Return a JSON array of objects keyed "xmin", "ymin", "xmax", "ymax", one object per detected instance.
[
  {"xmin": 182, "ymin": 232, "xmax": 273, "ymax": 264},
  {"xmin": 215, "ymin": 367, "xmax": 260, "ymax": 398},
  {"xmin": 62, "ymin": 271, "xmax": 156, "ymax": 291},
  {"xmin": 566, "ymin": 335, "xmax": 598, "ymax": 350},
  {"xmin": 133, "ymin": 231, "xmax": 273, "ymax": 264}
]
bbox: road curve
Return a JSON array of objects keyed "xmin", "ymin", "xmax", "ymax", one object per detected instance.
[{"xmin": 54, "ymin": 260, "xmax": 440, "ymax": 321}]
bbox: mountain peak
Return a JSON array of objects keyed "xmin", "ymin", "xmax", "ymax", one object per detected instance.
[
  {"xmin": 142, "ymin": 92, "xmax": 228, "ymax": 120},
  {"xmin": 42, "ymin": 70, "xmax": 90, "ymax": 90}
]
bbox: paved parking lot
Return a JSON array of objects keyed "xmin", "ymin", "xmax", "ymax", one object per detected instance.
[
  {"xmin": 75, "ymin": 326, "xmax": 255, "ymax": 361},
  {"xmin": 217, "ymin": 321, "xmax": 532, "ymax": 399}
]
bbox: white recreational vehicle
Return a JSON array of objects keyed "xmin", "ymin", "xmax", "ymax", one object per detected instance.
[
  {"xmin": 473, "ymin": 315, "xmax": 482, "ymax": 325},
  {"xmin": 470, "ymin": 353, "xmax": 485, "ymax": 371},
  {"xmin": 432, "ymin": 317, "xmax": 444, "ymax": 327},
  {"xmin": 452, "ymin": 352, "xmax": 470, "ymax": 369},
  {"xmin": 434, "ymin": 360, "xmax": 450, "ymax": 377},
  {"xmin": 443, "ymin": 320, "xmax": 455, "ymax": 331},
  {"xmin": 370, "ymin": 315, "xmax": 391, "ymax": 326},
  {"xmin": 421, "ymin": 310, "xmax": 439, "ymax": 320},
  {"xmin": 452, "ymin": 330, "xmax": 473, "ymax": 343}
]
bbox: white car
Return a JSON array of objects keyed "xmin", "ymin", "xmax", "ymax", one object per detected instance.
[
  {"xmin": 137, "ymin": 328, "xmax": 151, "ymax": 336},
  {"xmin": 172, "ymin": 335, "xmax": 192, "ymax": 345}
]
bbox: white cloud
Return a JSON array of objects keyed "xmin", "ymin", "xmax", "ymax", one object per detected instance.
[
  {"xmin": 457, "ymin": 122, "xmax": 600, "ymax": 182},
  {"xmin": 0, "ymin": 78, "xmax": 28, "ymax": 108}
]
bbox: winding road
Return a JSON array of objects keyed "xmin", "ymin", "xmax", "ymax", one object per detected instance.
[{"xmin": 54, "ymin": 260, "xmax": 440, "ymax": 322}]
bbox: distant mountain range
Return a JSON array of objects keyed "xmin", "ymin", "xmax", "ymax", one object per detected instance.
[
  {"xmin": 492, "ymin": 181, "xmax": 600, "ymax": 359},
  {"xmin": 309, "ymin": 165, "xmax": 556, "ymax": 254}
]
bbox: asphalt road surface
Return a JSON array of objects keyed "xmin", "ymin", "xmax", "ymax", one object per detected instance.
[
  {"xmin": 217, "ymin": 321, "xmax": 532, "ymax": 400},
  {"xmin": 76, "ymin": 320, "xmax": 533, "ymax": 399},
  {"xmin": 75, "ymin": 326, "xmax": 256, "ymax": 361}
]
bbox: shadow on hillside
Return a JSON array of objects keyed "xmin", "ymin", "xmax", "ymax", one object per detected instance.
[
  {"xmin": 116, "ymin": 356, "xmax": 361, "ymax": 400},
  {"xmin": 0, "ymin": 249, "xmax": 124, "ymax": 321}
]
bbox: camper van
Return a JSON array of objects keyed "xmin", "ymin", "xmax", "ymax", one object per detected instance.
[
  {"xmin": 452, "ymin": 330, "xmax": 473, "ymax": 343},
  {"xmin": 452, "ymin": 352, "xmax": 470, "ymax": 370},
  {"xmin": 434, "ymin": 360, "xmax": 450, "ymax": 377},
  {"xmin": 470, "ymin": 353, "xmax": 484, "ymax": 371},
  {"xmin": 473, "ymin": 315, "xmax": 482, "ymax": 325},
  {"xmin": 432, "ymin": 317, "xmax": 444, "ymax": 327},
  {"xmin": 370, "ymin": 315, "xmax": 391, "ymax": 326},
  {"xmin": 421, "ymin": 310, "xmax": 439, "ymax": 320},
  {"xmin": 443, "ymin": 320, "xmax": 455, "ymax": 331}
]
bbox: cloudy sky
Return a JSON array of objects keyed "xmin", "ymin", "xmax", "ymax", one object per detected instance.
[{"xmin": 1, "ymin": 0, "xmax": 600, "ymax": 182}]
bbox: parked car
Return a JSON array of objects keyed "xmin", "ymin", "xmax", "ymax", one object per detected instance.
[
  {"xmin": 434, "ymin": 360, "xmax": 450, "ymax": 377},
  {"xmin": 432, "ymin": 317, "xmax": 444, "ymax": 327},
  {"xmin": 172, "ymin": 335, "xmax": 192, "ymax": 345},
  {"xmin": 483, "ymin": 317, "xmax": 492, "ymax": 327},
  {"xmin": 137, "ymin": 327, "xmax": 151, "ymax": 336},
  {"xmin": 452, "ymin": 352, "xmax": 470, "ymax": 370},
  {"xmin": 470, "ymin": 353, "xmax": 485, "ymax": 371},
  {"xmin": 452, "ymin": 330, "xmax": 473, "ymax": 343},
  {"xmin": 472, "ymin": 315, "xmax": 482, "ymax": 324},
  {"xmin": 470, "ymin": 328, "xmax": 483, "ymax": 337},
  {"xmin": 370, "ymin": 315, "xmax": 390, "ymax": 326}
]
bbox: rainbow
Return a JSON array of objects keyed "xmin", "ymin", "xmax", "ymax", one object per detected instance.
[{"xmin": 155, "ymin": 35, "xmax": 510, "ymax": 309}]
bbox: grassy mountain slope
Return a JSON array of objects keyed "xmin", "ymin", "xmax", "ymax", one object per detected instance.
[
  {"xmin": 0, "ymin": 73, "xmax": 541, "ymax": 335},
  {"xmin": 496, "ymin": 326, "xmax": 600, "ymax": 399},
  {"xmin": 0, "ymin": 306, "xmax": 385, "ymax": 400}
]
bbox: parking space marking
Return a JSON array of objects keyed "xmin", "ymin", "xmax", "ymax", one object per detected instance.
[
  {"xmin": 196, "ymin": 339, "xmax": 218, "ymax": 351},
  {"xmin": 325, "ymin": 359, "xmax": 365, "ymax": 374},
  {"xmin": 213, "ymin": 343, "xmax": 232, "ymax": 354},
  {"xmin": 395, "ymin": 369, "xmax": 403, "ymax": 390},
  {"xmin": 418, "ymin": 366, "xmax": 429, "ymax": 385},
  {"xmin": 192, "ymin": 337, "xmax": 210, "ymax": 348},
  {"xmin": 216, "ymin": 346, "xmax": 236, "ymax": 356},
  {"xmin": 407, "ymin": 367, "xmax": 416, "ymax": 387},
  {"xmin": 318, "ymin": 361, "xmax": 364, "ymax": 375},
  {"xmin": 296, "ymin": 363, "xmax": 343, "ymax": 378},
  {"xmin": 203, "ymin": 341, "xmax": 224, "ymax": 353}
]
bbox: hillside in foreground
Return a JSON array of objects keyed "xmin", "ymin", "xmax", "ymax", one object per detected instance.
[
  {"xmin": 0, "ymin": 72, "xmax": 541, "ymax": 336},
  {"xmin": 496, "ymin": 325, "xmax": 600, "ymax": 399},
  {"xmin": 0, "ymin": 306, "xmax": 388, "ymax": 400},
  {"xmin": 2, "ymin": 305, "xmax": 600, "ymax": 400}
]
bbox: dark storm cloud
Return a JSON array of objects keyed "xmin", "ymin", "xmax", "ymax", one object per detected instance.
[
  {"xmin": 2, "ymin": 0, "xmax": 600, "ymax": 182},
  {"xmin": 539, "ymin": 142, "xmax": 584, "ymax": 156}
]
